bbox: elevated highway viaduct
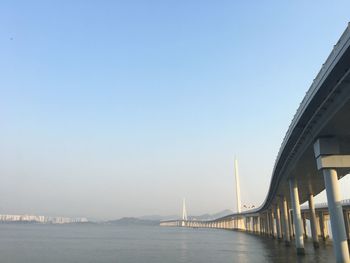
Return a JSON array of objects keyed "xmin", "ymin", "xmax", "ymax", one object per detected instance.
[{"xmin": 161, "ymin": 24, "xmax": 350, "ymax": 262}]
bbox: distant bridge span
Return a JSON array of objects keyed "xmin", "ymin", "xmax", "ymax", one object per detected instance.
[{"xmin": 161, "ymin": 24, "xmax": 350, "ymax": 262}]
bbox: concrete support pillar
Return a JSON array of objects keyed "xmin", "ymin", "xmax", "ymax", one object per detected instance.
[
  {"xmin": 271, "ymin": 210, "xmax": 276, "ymax": 238},
  {"xmin": 343, "ymin": 210, "xmax": 350, "ymax": 245},
  {"xmin": 308, "ymin": 193, "xmax": 319, "ymax": 248},
  {"xmin": 323, "ymin": 168, "xmax": 350, "ymax": 262},
  {"xmin": 314, "ymin": 138, "xmax": 350, "ymax": 262},
  {"xmin": 288, "ymin": 208, "xmax": 294, "ymax": 239},
  {"xmin": 281, "ymin": 197, "xmax": 291, "ymax": 246},
  {"xmin": 259, "ymin": 217, "xmax": 262, "ymax": 234},
  {"xmin": 266, "ymin": 213, "xmax": 270, "ymax": 236},
  {"xmin": 289, "ymin": 178, "xmax": 305, "ymax": 255},
  {"xmin": 275, "ymin": 204, "xmax": 282, "ymax": 240},
  {"xmin": 267, "ymin": 214, "xmax": 271, "ymax": 236},
  {"xmin": 319, "ymin": 212, "xmax": 326, "ymax": 241},
  {"xmin": 302, "ymin": 214, "xmax": 307, "ymax": 239}
]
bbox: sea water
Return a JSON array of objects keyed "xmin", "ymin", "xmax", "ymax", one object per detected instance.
[{"xmin": 0, "ymin": 224, "xmax": 335, "ymax": 262}]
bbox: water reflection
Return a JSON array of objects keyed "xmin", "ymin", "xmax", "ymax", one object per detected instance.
[{"xmin": 234, "ymin": 230, "xmax": 335, "ymax": 262}]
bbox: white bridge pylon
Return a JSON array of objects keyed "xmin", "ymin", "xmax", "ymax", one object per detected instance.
[
  {"xmin": 182, "ymin": 198, "xmax": 188, "ymax": 221},
  {"xmin": 234, "ymin": 158, "xmax": 242, "ymax": 214}
]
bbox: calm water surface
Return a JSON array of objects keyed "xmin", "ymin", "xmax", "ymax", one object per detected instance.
[{"xmin": 0, "ymin": 224, "xmax": 335, "ymax": 263}]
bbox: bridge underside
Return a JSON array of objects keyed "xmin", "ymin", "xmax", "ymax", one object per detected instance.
[{"xmin": 280, "ymin": 89, "xmax": 350, "ymax": 206}]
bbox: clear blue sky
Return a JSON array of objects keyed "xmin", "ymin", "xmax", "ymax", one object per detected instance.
[{"xmin": 1, "ymin": 1, "xmax": 350, "ymax": 219}]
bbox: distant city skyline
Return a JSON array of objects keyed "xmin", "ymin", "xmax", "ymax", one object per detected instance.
[
  {"xmin": 0, "ymin": 214, "xmax": 88, "ymax": 224},
  {"xmin": 1, "ymin": 1, "xmax": 350, "ymax": 220}
]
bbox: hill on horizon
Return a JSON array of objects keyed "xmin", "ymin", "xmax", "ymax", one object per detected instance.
[{"xmin": 138, "ymin": 209, "xmax": 233, "ymax": 221}]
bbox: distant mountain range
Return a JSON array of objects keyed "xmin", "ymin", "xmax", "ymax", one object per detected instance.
[
  {"xmin": 139, "ymin": 209, "xmax": 233, "ymax": 221},
  {"xmin": 138, "ymin": 215, "xmax": 178, "ymax": 221},
  {"xmin": 108, "ymin": 209, "xmax": 233, "ymax": 225},
  {"xmin": 188, "ymin": 209, "xmax": 233, "ymax": 221}
]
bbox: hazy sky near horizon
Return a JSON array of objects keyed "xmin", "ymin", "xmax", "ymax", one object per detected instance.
[{"xmin": 1, "ymin": 1, "xmax": 350, "ymax": 220}]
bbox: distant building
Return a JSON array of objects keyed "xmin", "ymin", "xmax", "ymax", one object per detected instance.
[{"xmin": 0, "ymin": 214, "xmax": 88, "ymax": 224}]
